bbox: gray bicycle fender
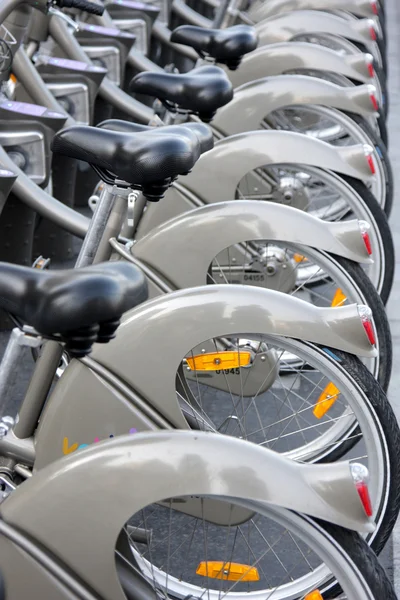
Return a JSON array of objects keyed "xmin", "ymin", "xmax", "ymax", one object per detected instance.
[
  {"xmin": 248, "ymin": 0, "xmax": 376, "ymax": 21},
  {"xmin": 1, "ymin": 431, "xmax": 374, "ymax": 600},
  {"xmin": 183, "ymin": 130, "xmax": 373, "ymax": 202},
  {"xmin": 255, "ymin": 11, "xmax": 376, "ymax": 47},
  {"xmin": 32, "ymin": 278, "xmax": 375, "ymax": 471},
  {"xmin": 0, "ymin": 531, "xmax": 85, "ymax": 600},
  {"xmin": 255, "ymin": 12, "xmax": 381, "ymax": 66},
  {"xmin": 212, "ymin": 76, "xmax": 377, "ymax": 136},
  {"xmin": 133, "ymin": 200, "xmax": 371, "ymax": 290},
  {"xmin": 227, "ymin": 42, "xmax": 371, "ymax": 88},
  {"xmin": 85, "ymin": 285, "xmax": 376, "ymax": 427}
]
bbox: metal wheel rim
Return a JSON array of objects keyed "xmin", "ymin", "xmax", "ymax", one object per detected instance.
[
  {"xmin": 264, "ymin": 104, "xmax": 385, "ymax": 208},
  {"xmin": 180, "ymin": 336, "xmax": 386, "ymax": 527},
  {"xmin": 209, "ymin": 241, "xmax": 380, "ymax": 380},
  {"xmin": 287, "ymin": 69, "xmax": 384, "ymax": 109},
  {"xmin": 236, "ymin": 164, "xmax": 386, "ymax": 294},
  {"xmin": 292, "ymin": 31, "xmax": 383, "ymax": 69},
  {"xmin": 129, "ymin": 497, "xmax": 378, "ymax": 600}
]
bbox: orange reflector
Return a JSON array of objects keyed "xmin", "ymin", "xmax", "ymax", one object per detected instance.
[
  {"xmin": 305, "ymin": 592, "xmax": 323, "ymax": 600},
  {"xmin": 196, "ymin": 562, "xmax": 259, "ymax": 581},
  {"xmin": 313, "ymin": 382, "xmax": 340, "ymax": 419},
  {"xmin": 9, "ymin": 74, "xmax": 17, "ymax": 84},
  {"xmin": 293, "ymin": 254, "xmax": 308, "ymax": 263},
  {"xmin": 331, "ymin": 288, "xmax": 347, "ymax": 307},
  {"xmin": 186, "ymin": 351, "xmax": 251, "ymax": 371}
]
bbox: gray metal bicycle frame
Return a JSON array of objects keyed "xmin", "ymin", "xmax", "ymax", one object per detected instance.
[
  {"xmin": 0, "ymin": 0, "xmax": 379, "ymax": 475},
  {"xmin": 0, "ymin": 1, "xmax": 379, "ymax": 231},
  {"xmin": 212, "ymin": 75, "xmax": 378, "ymax": 137},
  {"xmin": 247, "ymin": 0, "xmax": 378, "ymax": 21},
  {"xmin": 253, "ymin": 11, "xmax": 381, "ymax": 65},
  {"xmin": 0, "ymin": 3, "xmax": 380, "ymax": 587},
  {"xmin": 0, "ymin": 430, "xmax": 374, "ymax": 600},
  {"xmin": 0, "ymin": 178, "xmax": 376, "ymax": 470},
  {"xmin": 225, "ymin": 42, "xmax": 377, "ymax": 90},
  {"xmin": 133, "ymin": 129, "xmax": 373, "ymax": 236}
]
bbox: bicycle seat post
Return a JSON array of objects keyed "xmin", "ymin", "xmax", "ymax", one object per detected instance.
[
  {"xmin": 91, "ymin": 186, "xmax": 133, "ymax": 263},
  {"xmin": 10, "ymin": 185, "xmax": 129, "ymax": 441},
  {"xmin": 75, "ymin": 184, "xmax": 120, "ymax": 268},
  {"xmin": 0, "ymin": 328, "xmax": 41, "ymax": 425},
  {"xmin": 213, "ymin": 0, "xmax": 234, "ymax": 28}
]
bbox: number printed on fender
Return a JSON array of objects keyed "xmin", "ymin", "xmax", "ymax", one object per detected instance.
[
  {"xmin": 216, "ymin": 368, "xmax": 241, "ymax": 375},
  {"xmin": 244, "ymin": 274, "xmax": 265, "ymax": 281}
]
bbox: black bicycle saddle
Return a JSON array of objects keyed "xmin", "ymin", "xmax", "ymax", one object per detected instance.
[
  {"xmin": 97, "ymin": 119, "xmax": 214, "ymax": 154},
  {"xmin": 51, "ymin": 125, "xmax": 201, "ymax": 198},
  {"xmin": 170, "ymin": 25, "xmax": 258, "ymax": 69},
  {"xmin": 0, "ymin": 261, "xmax": 148, "ymax": 356},
  {"xmin": 130, "ymin": 66, "xmax": 233, "ymax": 122}
]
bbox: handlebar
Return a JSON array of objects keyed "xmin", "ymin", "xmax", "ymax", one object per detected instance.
[{"xmin": 54, "ymin": 0, "xmax": 104, "ymax": 16}]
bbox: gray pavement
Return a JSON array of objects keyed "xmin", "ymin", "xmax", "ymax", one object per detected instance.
[{"xmin": 384, "ymin": 0, "xmax": 400, "ymax": 591}]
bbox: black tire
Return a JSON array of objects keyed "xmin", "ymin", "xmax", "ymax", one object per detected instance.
[
  {"xmin": 379, "ymin": 5, "xmax": 387, "ymax": 39},
  {"xmin": 208, "ymin": 247, "xmax": 392, "ymax": 389},
  {"xmin": 377, "ymin": 111, "xmax": 388, "ymax": 148},
  {"xmin": 375, "ymin": 63, "xmax": 389, "ymax": 118},
  {"xmin": 350, "ymin": 65, "xmax": 388, "ymax": 118},
  {"xmin": 376, "ymin": 35, "xmax": 387, "ymax": 76},
  {"xmin": 345, "ymin": 112, "xmax": 392, "ymax": 214},
  {"xmin": 316, "ymin": 520, "xmax": 398, "ymax": 598},
  {"xmin": 182, "ymin": 336, "xmax": 399, "ymax": 556},
  {"xmin": 352, "ymin": 39, "xmax": 387, "ymax": 79},
  {"xmin": 377, "ymin": 12, "xmax": 387, "ymax": 46},
  {"xmin": 329, "ymin": 255, "xmax": 392, "ymax": 391},
  {"xmin": 340, "ymin": 175, "xmax": 394, "ymax": 304},
  {"xmin": 317, "ymin": 347, "xmax": 400, "ymax": 557}
]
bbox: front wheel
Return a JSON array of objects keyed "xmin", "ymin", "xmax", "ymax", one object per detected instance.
[
  {"xmin": 179, "ymin": 338, "xmax": 400, "ymax": 555},
  {"xmin": 285, "ymin": 68, "xmax": 387, "ymax": 117},
  {"xmin": 208, "ymin": 241, "xmax": 392, "ymax": 391},
  {"xmin": 235, "ymin": 165, "xmax": 394, "ymax": 303},
  {"xmin": 262, "ymin": 104, "xmax": 391, "ymax": 214},
  {"xmin": 292, "ymin": 31, "xmax": 386, "ymax": 79},
  {"xmin": 125, "ymin": 497, "xmax": 397, "ymax": 600}
]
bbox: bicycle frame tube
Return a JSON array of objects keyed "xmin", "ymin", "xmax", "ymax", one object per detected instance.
[
  {"xmin": 11, "ymin": 341, "xmax": 65, "ymax": 443},
  {"xmin": 75, "ymin": 185, "xmax": 118, "ymax": 267},
  {"xmin": 0, "ymin": 330, "xmax": 30, "ymax": 416},
  {"xmin": 0, "ymin": 0, "xmax": 24, "ymax": 25},
  {"xmin": 212, "ymin": 0, "xmax": 231, "ymax": 27},
  {"xmin": 9, "ymin": 185, "xmax": 129, "ymax": 444},
  {"xmin": 0, "ymin": 183, "xmax": 212, "ymax": 456},
  {"xmin": 12, "ymin": 48, "xmax": 76, "ymax": 126},
  {"xmin": 0, "ymin": 146, "xmax": 89, "ymax": 238},
  {"xmin": 171, "ymin": 0, "xmax": 212, "ymax": 27},
  {"xmin": 92, "ymin": 191, "xmax": 128, "ymax": 262},
  {"xmin": 48, "ymin": 16, "xmax": 154, "ymax": 124}
]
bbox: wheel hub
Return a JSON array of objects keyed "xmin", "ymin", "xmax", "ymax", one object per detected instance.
[
  {"xmin": 272, "ymin": 176, "xmax": 310, "ymax": 210},
  {"xmin": 249, "ymin": 246, "xmax": 297, "ymax": 293}
]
